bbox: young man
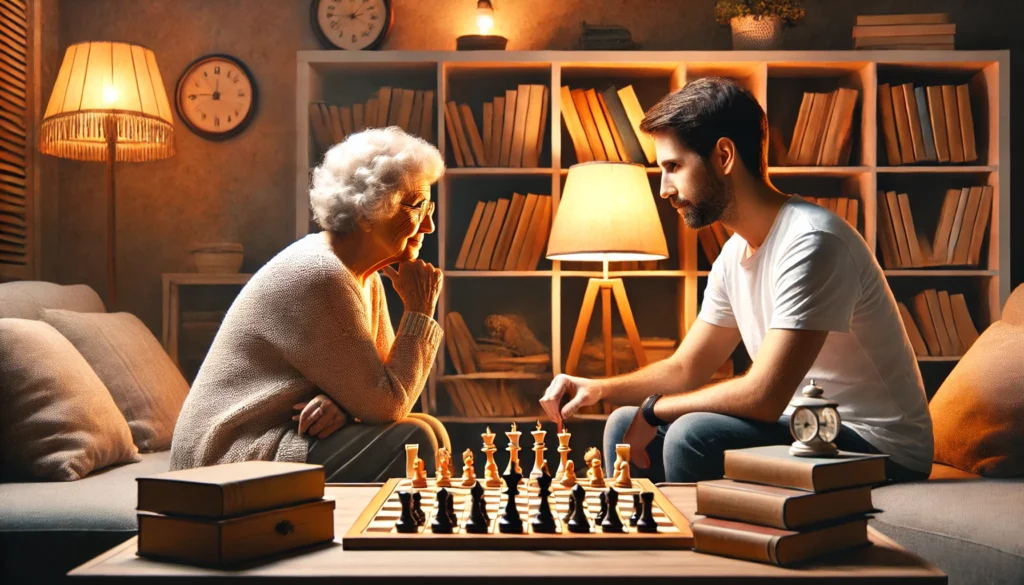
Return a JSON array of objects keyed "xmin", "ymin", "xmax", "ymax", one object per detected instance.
[{"xmin": 539, "ymin": 77, "xmax": 932, "ymax": 484}]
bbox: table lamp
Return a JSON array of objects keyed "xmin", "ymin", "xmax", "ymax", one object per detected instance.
[
  {"xmin": 39, "ymin": 41, "xmax": 175, "ymax": 308},
  {"xmin": 547, "ymin": 162, "xmax": 668, "ymax": 377}
]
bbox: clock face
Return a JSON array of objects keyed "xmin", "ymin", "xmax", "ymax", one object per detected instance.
[
  {"xmin": 790, "ymin": 407, "xmax": 819, "ymax": 443},
  {"xmin": 176, "ymin": 55, "xmax": 257, "ymax": 140},
  {"xmin": 817, "ymin": 406, "xmax": 840, "ymax": 443},
  {"xmin": 313, "ymin": 0, "xmax": 392, "ymax": 50}
]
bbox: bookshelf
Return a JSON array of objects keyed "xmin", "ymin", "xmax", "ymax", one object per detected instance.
[{"xmin": 296, "ymin": 50, "xmax": 1010, "ymax": 418}]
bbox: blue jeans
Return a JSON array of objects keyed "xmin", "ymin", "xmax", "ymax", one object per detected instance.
[{"xmin": 603, "ymin": 407, "xmax": 928, "ymax": 484}]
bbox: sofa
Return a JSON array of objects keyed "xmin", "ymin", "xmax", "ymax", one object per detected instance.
[{"xmin": 1, "ymin": 281, "xmax": 1022, "ymax": 584}]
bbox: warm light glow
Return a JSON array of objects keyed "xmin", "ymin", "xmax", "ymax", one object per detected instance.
[
  {"xmin": 476, "ymin": 0, "xmax": 494, "ymax": 35},
  {"xmin": 103, "ymin": 85, "xmax": 118, "ymax": 105}
]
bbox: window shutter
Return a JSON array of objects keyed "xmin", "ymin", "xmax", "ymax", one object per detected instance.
[{"xmin": 0, "ymin": 0, "xmax": 33, "ymax": 279}]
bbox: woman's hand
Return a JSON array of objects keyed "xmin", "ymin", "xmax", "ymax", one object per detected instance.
[
  {"xmin": 382, "ymin": 260, "xmax": 442, "ymax": 316},
  {"xmin": 293, "ymin": 394, "xmax": 348, "ymax": 439}
]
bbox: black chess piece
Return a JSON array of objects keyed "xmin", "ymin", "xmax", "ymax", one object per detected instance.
[
  {"xmin": 464, "ymin": 485, "xmax": 490, "ymax": 534},
  {"xmin": 498, "ymin": 470, "xmax": 524, "ymax": 534},
  {"xmin": 531, "ymin": 470, "xmax": 557, "ymax": 533},
  {"xmin": 563, "ymin": 486, "xmax": 577, "ymax": 524},
  {"xmin": 595, "ymin": 491, "xmax": 608, "ymax": 525},
  {"xmin": 431, "ymin": 488, "xmax": 454, "ymax": 534},
  {"xmin": 446, "ymin": 489, "xmax": 458, "ymax": 525},
  {"xmin": 630, "ymin": 492, "xmax": 642, "ymax": 527},
  {"xmin": 411, "ymin": 492, "xmax": 426, "ymax": 526},
  {"xmin": 636, "ymin": 491, "xmax": 658, "ymax": 533},
  {"xmin": 601, "ymin": 487, "xmax": 625, "ymax": 533},
  {"xmin": 566, "ymin": 484, "xmax": 591, "ymax": 533},
  {"xmin": 395, "ymin": 491, "xmax": 418, "ymax": 533}
]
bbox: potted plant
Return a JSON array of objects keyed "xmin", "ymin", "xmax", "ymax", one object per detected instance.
[{"xmin": 715, "ymin": 0, "xmax": 805, "ymax": 50}]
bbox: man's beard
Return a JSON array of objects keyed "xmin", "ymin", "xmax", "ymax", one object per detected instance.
[{"xmin": 679, "ymin": 161, "xmax": 732, "ymax": 230}]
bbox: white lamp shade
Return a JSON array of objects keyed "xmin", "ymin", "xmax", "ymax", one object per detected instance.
[
  {"xmin": 40, "ymin": 41, "xmax": 175, "ymax": 162},
  {"xmin": 547, "ymin": 162, "xmax": 668, "ymax": 262}
]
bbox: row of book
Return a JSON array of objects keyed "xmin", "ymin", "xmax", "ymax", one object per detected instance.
[
  {"xmin": 853, "ymin": 13, "xmax": 955, "ymax": 50},
  {"xmin": 454, "ymin": 194, "xmax": 552, "ymax": 271},
  {"xmin": 692, "ymin": 445, "xmax": 885, "ymax": 566},
  {"xmin": 878, "ymin": 186, "xmax": 991, "ymax": 269},
  {"xmin": 307, "ymin": 86, "xmax": 434, "ymax": 154},
  {"xmin": 560, "ymin": 84, "xmax": 656, "ymax": 165},
  {"xmin": 899, "ymin": 289, "xmax": 980, "ymax": 358},
  {"xmin": 136, "ymin": 462, "xmax": 332, "ymax": 566},
  {"xmin": 784, "ymin": 88, "xmax": 859, "ymax": 166},
  {"xmin": 804, "ymin": 196, "xmax": 861, "ymax": 232},
  {"xmin": 879, "ymin": 82, "xmax": 977, "ymax": 165},
  {"xmin": 446, "ymin": 84, "xmax": 549, "ymax": 168},
  {"xmin": 442, "ymin": 377, "xmax": 538, "ymax": 418}
]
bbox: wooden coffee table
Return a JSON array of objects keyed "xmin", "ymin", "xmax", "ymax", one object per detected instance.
[{"xmin": 70, "ymin": 484, "xmax": 946, "ymax": 584}]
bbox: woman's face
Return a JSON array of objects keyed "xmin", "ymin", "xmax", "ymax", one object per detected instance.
[{"xmin": 373, "ymin": 182, "xmax": 435, "ymax": 262}]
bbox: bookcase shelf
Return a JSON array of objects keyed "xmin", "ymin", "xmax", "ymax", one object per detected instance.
[{"xmin": 297, "ymin": 50, "xmax": 1009, "ymax": 417}]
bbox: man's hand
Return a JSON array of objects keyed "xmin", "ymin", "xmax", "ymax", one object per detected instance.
[
  {"xmin": 293, "ymin": 394, "xmax": 348, "ymax": 439},
  {"xmin": 539, "ymin": 374, "xmax": 602, "ymax": 425},
  {"xmin": 622, "ymin": 408, "xmax": 659, "ymax": 469}
]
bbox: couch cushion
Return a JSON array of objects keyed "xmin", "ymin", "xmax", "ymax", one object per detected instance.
[
  {"xmin": 0, "ymin": 319, "xmax": 140, "ymax": 482},
  {"xmin": 42, "ymin": 310, "xmax": 190, "ymax": 452},
  {"xmin": 0, "ymin": 281, "xmax": 105, "ymax": 319},
  {"xmin": 871, "ymin": 478, "xmax": 1024, "ymax": 585},
  {"xmin": 0, "ymin": 451, "xmax": 170, "ymax": 532}
]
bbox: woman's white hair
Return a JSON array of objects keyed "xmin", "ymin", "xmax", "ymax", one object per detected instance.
[{"xmin": 309, "ymin": 127, "xmax": 444, "ymax": 234}]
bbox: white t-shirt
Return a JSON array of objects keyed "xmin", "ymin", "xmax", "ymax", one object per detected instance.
[{"xmin": 698, "ymin": 196, "xmax": 933, "ymax": 473}]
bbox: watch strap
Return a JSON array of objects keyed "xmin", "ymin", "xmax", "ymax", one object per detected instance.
[{"xmin": 641, "ymin": 394, "xmax": 668, "ymax": 427}]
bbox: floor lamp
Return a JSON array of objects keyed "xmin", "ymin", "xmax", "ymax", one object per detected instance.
[
  {"xmin": 547, "ymin": 162, "xmax": 669, "ymax": 377},
  {"xmin": 39, "ymin": 41, "xmax": 175, "ymax": 308}
]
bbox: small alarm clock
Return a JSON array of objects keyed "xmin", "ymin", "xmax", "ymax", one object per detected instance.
[{"xmin": 788, "ymin": 379, "xmax": 840, "ymax": 457}]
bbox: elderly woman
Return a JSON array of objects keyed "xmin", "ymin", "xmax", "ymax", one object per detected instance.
[{"xmin": 170, "ymin": 127, "xmax": 449, "ymax": 481}]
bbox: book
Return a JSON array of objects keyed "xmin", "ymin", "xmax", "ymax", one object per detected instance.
[
  {"xmin": 499, "ymin": 89, "xmax": 517, "ymax": 166},
  {"xmin": 443, "ymin": 101, "xmax": 465, "ymax": 167},
  {"xmin": 898, "ymin": 301, "xmax": 929, "ymax": 356},
  {"xmin": 942, "ymin": 85, "xmax": 965, "ymax": 163},
  {"xmin": 444, "ymin": 314, "xmax": 469, "ymax": 375},
  {"xmin": 482, "ymin": 101, "xmax": 493, "ymax": 163},
  {"xmin": 787, "ymin": 93, "xmax": 814, "ymax": 164},
  {"xmin": 890, "ymin": 85, "xmax": 916, "ymax": 164},
  {"xmin": 618, "ymin": 85, "xmax": 657, "ymax": 163},
  {"xmin": 308, "ymin": 103, "xmax": 331, "ymax": 153},
  {"xmin": 560, "ymin": 85, "xmax": 592, "ymax": 163},
  {"xmin": 327, "ymin": 105, "xmax": 344, "ymax": 144},
  {"xmin": 504, "ymin": 194, "xmax": 540, "ymax": 270},
  {"xmin": 723, "ymin": 445, "xmax": 887, "ymax": 492},
  {"xmin": 394, "ymin": 89, "xmax": 414, "ymax": 131},
  {"xmin": 692, "ymin": 516, "xmax": 869, "ymax": 567},
  {"xmin": 420, "ymin": 90, "xmax": 435, "ymax": 143},
  {"xmin": 967, "ymin": 185, "xmax": 993, "ymax": 266},
  {"xmin": 352, "ymin": 102, "xmax": 365, "ymax": 132},
  {"xmin": 878, "ymin": 83, "xmax": 902, "ymax": 165},
  {"xmin": 136, "ymin": 461, "xmax": 325, "ymax": 518},
  {"xmin": 950, "ymin": 293, "xmax": 980, "ymax": 350},
  {"xmin": 884, "ymin": 191, "xmax": 912, "ymax": 268},
  {"xmin": 376, "ymin": 87, "xmax": 392, "ymax": 127},
  {"xmin": 138, "ymin": 498, "xmax": 335, "ymax": 566},
  {"xmin": 508, "ymin": 84, "xmax": 532, "ymax": 167},
  {"xmin": 407, "ymin": 91, "xmax": 424, "ymax": 139},
  {"xmin": 490, "ymin": 192, "xmax": 526, "ymax": 270},
  {"xmin": 446, "ymin": 312, "xmax": 478, "ymax": 373},
  {"xmin": 956, "ymin": 84, "xmax": 978, "ymax": 162},
  {"xmin": 586, "ymin": 88, "xmax": 620, "ymax": 162},
  {"xmin": 798, "ymin": 92, "xmax": 831, "ymax": 165},
  {"xmin": 459, "ymin": 103, "xmax": 488, "ymax": 166},
  {"xmin": 914, "ymin": 86, "xmax": 937, "ymax": 162},
  {"xmin": 454, "ymin": 201, "xmax": 485, "ymax": 269},
  {"xmin": 364, "ymin": 97, "xmax": 379, "ymax": 130},
  {"xmin": 490, "ymin": 96, "xmax": 506, "ymax": 165},
  {"xmin": 944, "ymin": 187, "xmax": 970, "ymax": 264},
  {"xmin": 902, "ymin": 84, "xmax": 928, "ymax": 162},
  {"xmin": 854, "ymin": 34, "xmax": 954, "ymax": 48},
  {"xmin": 925, "ymin": 86, "xmax": 950, "ymax": 162},
  {"xmin": 896, "ymin": 193, "xmax": 924, "ymax": 267},
  {"xmin": 534, "ymin": 87, "xmax": 549, "ymax": 163},
  {"xmin": 910, "ymin": 292, "xmax": 942, "ymax": 356},
  {"xmin": 856, "ymin": 13, "xmax": 950, "ymax": 26},
  {"xmin": 597, "ymin": 91, "xmax": 628, "ymax": 161},
  {"xmin": 450, "ymin": 101, "xmax": 477, "ymax": 167},
  {"xmin": 952, "ymin": 186, "xmax": 983, "ymax": 265},
  {"xmin": 937, "ymin": 290, "xmax": 963, "ymax": 356},
  {"xmin": 465, "ymin": 201, "xmax": 496, "ymax": 268},
  {"xmin": 852, "ymin": 23, "xmax": 955, "ymax": 37},
  {"xmin": 572, "ymin": 88, "xmax": 607, "ymax": 161},
  {"xmin": 932, "ymin": 188, "xmax": 962, "ymax": 264},
  {"xmin": 522, "ymin": 85, "xmax": 547, "ymax": 167},
  {"xmin": 696, "ymin": 479, "xmax": 875, "ymax": 530},
  {"xmin": 519, "ymin": 195, "xmax": 552, "ymax": 271},
  {"xmin": 474, "ymin": 198, "xmax": 510, "ymax": 270},
  {"xmin": 601, "ymin": 86, "xmax": 645, "ymax": 163},
  {"xmin": 923, "ymin": 288, "xmax": 956, "ymax": 356}
]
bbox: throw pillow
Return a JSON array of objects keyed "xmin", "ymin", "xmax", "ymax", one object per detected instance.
[
  {"xmin": 42, "ymin": 310, "xmax": 190, "ymax": 452},
  {"xmin": 930, "ymin": 318, "xmax": 1024, "ymax": 477},
  {"xmin": 0, "ymin": 281, "xmax": 105, "ymax": 319},
  {"xmin": 0, "ymin": 318, "xmax": 140, "ymax": 481}
]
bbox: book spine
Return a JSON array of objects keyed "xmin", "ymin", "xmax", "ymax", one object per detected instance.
[
  {"xmin": 696, "ymin": 484, "xmax": 787, "ymax": 529},
  {"xmin": 723, "ymin": 451, "xmax": 815, "ymax": 491},
  {"xmin": 692, "ymin": 520, "xmax": 775, "ymax": 564}
]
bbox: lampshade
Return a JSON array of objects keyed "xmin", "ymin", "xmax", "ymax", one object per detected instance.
[
  {"xmin": 547, "ymin": 162, "xmax": 668, "ymax": 262},
  {"xmin": 40, "ymin": 41, "xmax": 175, "ymax": 162}
]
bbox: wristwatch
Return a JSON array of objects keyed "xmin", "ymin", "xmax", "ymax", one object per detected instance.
[{"xmin": 640, "ymin": 394, "xmax": 668, "ymax": 427}]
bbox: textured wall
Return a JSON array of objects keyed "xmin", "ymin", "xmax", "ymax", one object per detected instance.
[{"xmin": 49, "ymin": 0, "xmax": 1021, "ymax": 335}]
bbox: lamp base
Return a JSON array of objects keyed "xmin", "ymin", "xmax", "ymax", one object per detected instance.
[
  {"xmin": 456, "ymin": 35, "xmax": 508, "ymax": 50},
  {"xmin": 564, "ymin": 278, "xmax": 647, "ymax": 378}
]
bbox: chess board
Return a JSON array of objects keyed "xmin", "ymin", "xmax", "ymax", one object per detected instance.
[{"xmin": 343, "ymin": 477, "xmax": 693, "ymax": 550}]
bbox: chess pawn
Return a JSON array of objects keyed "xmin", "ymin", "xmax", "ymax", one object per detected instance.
[
  {"xmin": 559, "ymin": 459, "xmax": 577, "ymax": 488},
  {"xmin": 566, "ymin": 484, "xmax": 591, "ymax": 534},
  {"xmin": 636, "ymin": 491, "xmax": 658, "ymax": 533},
  {"xmin": 461, "ymin": 448, "xmax": 477, "ymax": 487},
  {"xmin": 411, "ymin": 457, "xmax": 427, "ymax": 488},
  {"xmin": 601, "ymin": 488, "xmax": 625, "ymax": 533},
  {"xmin": 395, "ymin": 491, "xmax": 418, "ymax": 533},
  {"xmin": 588, "ymin": 457, "xmax": 606, "ymax": 488}
]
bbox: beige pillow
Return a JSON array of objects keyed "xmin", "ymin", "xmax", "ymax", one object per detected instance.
[
  {"xmin": 42, "ymin": 310, "xmax": 190, "ymax": 452},
  {"xmin": 0, "ymin": 318, "xmax": 140, "ymax": 481}
]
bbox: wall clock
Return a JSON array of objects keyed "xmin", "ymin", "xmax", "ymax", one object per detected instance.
[
  {"xmin": 175, "ymin": 54, "xmax": 257, "ymax": 141},
  {"xmin": 311, "ymin": 0, "xmax": 393, "ymax": 50}
]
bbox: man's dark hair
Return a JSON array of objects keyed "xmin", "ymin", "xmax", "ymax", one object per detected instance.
[{"xmin": 640, "ymin": 77, "xmax": 768, "ymax": 179}]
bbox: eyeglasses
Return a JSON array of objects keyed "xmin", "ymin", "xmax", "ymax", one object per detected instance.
[{"xmin": 399, "ymin": 200, "xmax": 435, "ymax": 223}]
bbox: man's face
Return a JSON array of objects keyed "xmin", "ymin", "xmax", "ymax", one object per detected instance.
[{"xmin": 653, "ymin": 132, "xmax": 732, "ymax": 229}]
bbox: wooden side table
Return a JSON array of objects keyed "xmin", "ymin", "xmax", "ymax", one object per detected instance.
[{"xmin": 161, "ymin": 273, "xmax": 252, "ymax": 365}]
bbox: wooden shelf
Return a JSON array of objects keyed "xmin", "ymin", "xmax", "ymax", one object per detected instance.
[
  {"xmin": 440, "ymin": 372, "xmax": 551, "ymax": 381},
  {"xmin": 558, "ymin": 167, "xmax": 662, "ymax": 175},
  {"xmin": 918, "ymin": 356, "xmax": 962, "ymax": 362},
  {"xmin": 884, "ymin": 270, "xmax": 997, "ymax": 277},
  {"xmin": 768, "ymin": 166, "xmax": 870, "ymax": 176},
  {"xmin": 445, "ymin": 270, "xmax": 553, "ymax": 277},
  {"xmin": 877, "ymin": 166, "xmax": 997, "ymax": 173},
  {"xmin": 446, "ymin": 167, "xmax": 552, "ymax": 176}
]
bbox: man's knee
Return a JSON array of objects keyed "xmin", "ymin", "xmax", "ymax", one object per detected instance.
[
  {"xmin": 604, "ymin": 406, "xmax": 637, "ymax": 445},
  {"xmin": 663, "ymin": 412, "xmax": 732, "ymax": 451}
]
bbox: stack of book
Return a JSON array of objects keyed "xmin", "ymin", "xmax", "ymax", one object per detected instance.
[
  {"xmin": 898, "ymin": 290, "xmax": 980, "ymax": 358},
  {"xmin": 877, "ymin": 186, "xmax": 992, "ymax": 269},
  {"xmin": 136, "ymin": 461, "xmax": 332, "ymax": 566},
  {"xmin": 560, "ymin": 84, "xmax": 656, "ymax": 164},
  {"xmin": 692, "ymin": 445, "xmax": 886, "ymax": 567},
  {"xmin": 454, "ymin": 194, "xmax": 552, "ymax": 271},
  {"xmin": 803, "ymin": 196, "xmax": 861, "ymax": 232},
  {"xmin": 853, "ymin": 13, "xmax": 955, "ymax": 50},
  {"xmin": 697, "ymin": 221, "xmax": 733, "ymax": 264},
  {"xmin": 784, "ymin": 87, "xmax": 860, "ymax": 166},
  {"xmin": 446, "ymin": 84, "xmax": 549, "ymax": 168},
  {"xmin": 878, "ymin": 82, "xmax": 977, "ymax": 165},
  {"xmin": 308, "ymin": 86, "xmax": 434, "ymax": 154}
]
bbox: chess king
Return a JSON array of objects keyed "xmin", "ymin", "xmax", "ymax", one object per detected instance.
[{"xmin": 539, "ymin": 77, "xmax": 933, "ymax": 485}]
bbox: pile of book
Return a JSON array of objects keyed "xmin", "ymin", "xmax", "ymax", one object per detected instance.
[
  {"xmin": 560, "ymin": 84, "xmax": 656, "ymax": 164},
  {"xmin": 784, "ymin": 87, "xmax": 859, "ymax": 166},
  {"xmin": 877, "ymin": 186, "xmax": 992, "ymax": 269},
  {"xmin": 446, "ymin": 84, "xmax": 549, "ymax": 168},
  {"xmin": 898, "ymin": 289, "xmax": 980, "ymax": 358},
  {"xmin": 454, "ymin": 193, "xmax": 552, "ymax": 271},
  {"xmin": 692, "ymin": 445, "xmax": 886, "ymax": 566},
  {"xmin": 853, "ymin": 13, "xmax": 955, "ymax": 50},
  {"xmin": 136, "ymin": 461, "xmax": 332, "ymax": 566},
  {"xmin": 803, "ymin": 196, "xmax": 860, "ymax": 232},
  {"xmin": 308, "ymin": 86, "xmax": 434, "ymax": 154},
  {"xmin": 879, "ymin": 82, "xmax": 976, "ymax": 166},
  {"xmin": 697, "ymin": 221, "xmax": 733, "ymax": 264}
]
